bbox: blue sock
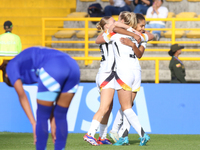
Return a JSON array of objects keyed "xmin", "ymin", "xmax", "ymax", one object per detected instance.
[
  {"xmin": 36, "ymin": 104, "xmax": 53, "ymax": 150},
  {"xmin": 54, "ymin": 105, "xmax": 68, "ymax": 150}
]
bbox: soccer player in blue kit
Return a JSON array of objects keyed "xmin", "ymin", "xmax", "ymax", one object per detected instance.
[{"xmin": 0, "ymin": 46, "xmax": 80, "ymax": 150}]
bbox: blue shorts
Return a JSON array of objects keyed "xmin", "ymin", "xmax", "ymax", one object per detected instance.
[{"xmin": 37, "ymin": 56, "xmax": 80, "ymax": 101}]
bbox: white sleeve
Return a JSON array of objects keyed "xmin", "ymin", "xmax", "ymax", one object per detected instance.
[
  {"xmin": 127, "ymin": 27, "xmax": 133, "ymax": 32},
  {"xmin": 140, "ymin": 33, "xmax": 148, "ymax": 49},
  {"xmin": 146, "ymin": 7, "xmax": 153, "ymax": 18},
  {"xmin": 102, "ymin": 32, "xmax": 110, "ymax": 43},
  {"xmin": 157, "ymin": 7, "xmax": 169, "ymax": 18}
]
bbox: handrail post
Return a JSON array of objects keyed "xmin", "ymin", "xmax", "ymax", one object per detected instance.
[
  {"xmin": 42, "ymin": 18, "xmax": 45, "ymax": 47},
  {"xmin": 171, "ymin": 18, "xmax": 176, "ymax": 44},
  {"xmin": 155, "ymin": 59, "xmax": 159, "ymax": 84},
  {"xmin": 85, "ymin": 19, "xmax": 89, "ymax": 65}
]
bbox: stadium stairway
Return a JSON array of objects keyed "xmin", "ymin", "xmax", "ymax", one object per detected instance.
[{"xmin": 0, "ymin": 0, "xmax": 76, "ymax": 50}]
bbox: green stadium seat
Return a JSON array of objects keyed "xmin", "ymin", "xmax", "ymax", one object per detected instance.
[
  {"xmin": 67, "ymin": 12, "xmax": 88, "ymax": 18},
  {"xmin": 54, "ymin": 30, "xmax": 76, "ymax": 38},
  {"xmin": 186, "ymin": 31, "xmax": 200, "ymax": 38},
  {"xmin": 176, "ymin": 12, "xmax": 197, "ymax": 18},
  {"xmin": 76, "ymin": 30, "xmax": 97, "ymax": 38},
  {"xmin": 164, "ymin": 31, "xmax": 185, "ymax": 38}
]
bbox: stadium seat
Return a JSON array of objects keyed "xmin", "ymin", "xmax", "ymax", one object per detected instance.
[
  {"xmin": 167, "ymin": 12, "xmax": 175, "ymax": 18},
  {"xmin": 186, "ymin": 31, "xmax": 200, "ymax": 38},
  {"xmin": 67, "ymin": 12, "xmax": 88, "ymax": 18},
  {"xmin": 54, "ymin": 30, "xmax": 76, "ymax": 38},
  {"xmin": 164, "ymin": 30, "xmax": 185, "ymax": 38},
  {"xmin": 187, "ymin": 0, "xmax": 200, "ymax": 1},
  {"xmin": 176, "ymin": 12, "xmax": 197, "ymax": 18},
  {"xmin": 76, "ymin": 30, "xmax": 97, "ymax": 38}
]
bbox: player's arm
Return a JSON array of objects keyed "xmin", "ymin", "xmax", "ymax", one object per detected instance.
[
  {"xmin": 108, "ymin": 21, "xmax": 132, "ymax": 33},
  {"xmin": 14, "ymin": 79, "xmax": 36, "ymax": 143},
  {"xmin": 113, "ymin": 27, "xmax": 141, "ymax": 44},
  {"xmin": 120, "ymin": 37, "xmax": 143, "ymax": 58},
  {"xmin": 96, "ymin": 32, "xmax": 106, "ymax": 44},
  {"xmin": 144, "ymin": 31, "xmax": 154, "ymax": 41}
]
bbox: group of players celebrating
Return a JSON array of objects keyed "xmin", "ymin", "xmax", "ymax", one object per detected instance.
[{"xmin": 83, "ymin": 11, "xmax": 154, "ymax": 146}]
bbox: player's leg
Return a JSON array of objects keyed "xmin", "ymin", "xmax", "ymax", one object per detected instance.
[
  {"xmin": 37, "ymin": 56, "xmax": 80, "ymax": 150},
  {"xmin": 85, "ymin": 88, "xmax": 114, "ymax": 141},
  {"xmin": 97, "ymin": 101, "xmax": 113, "ymax": 145},
  {"xmin": 36, "ymin": 100, "xmax": 54, "ymax": 150},
  {"xmin": 54, "ymin": 92, "xmax": 75, "ymax": 150}
]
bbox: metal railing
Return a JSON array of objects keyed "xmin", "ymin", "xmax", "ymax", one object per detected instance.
[
  {"xmin": 42, "ymin": 17, "xmax": 200, "ymax": 53},
  {"xmin": 0, "ymin": 18, "xmax": 187, "ymax": 83},
  {"xmin": 0, "ymin": 56, "xmax": 200, "ymax": 83}
]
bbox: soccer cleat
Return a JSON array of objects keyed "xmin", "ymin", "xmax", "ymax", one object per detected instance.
[
  {"xmin": 139, "ymin": 133, "xmax": 150, "ymax": 146},
  {"xmin": 97, "ymin": 137, "xmax": 112, "ymax": 145},
  {"xmin": 108, "ymin": 131, "xmax": 119, "ymax": 143},
  {"xmin": 113, "ymin": 136, "xmax": 129, "ymax": 146},
  {"xmin": 83, "ymin": 133, "xmax": 99, "ymax": 146}
]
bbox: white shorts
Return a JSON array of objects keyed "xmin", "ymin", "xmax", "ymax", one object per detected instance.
[
  {"xmin": 115, "ymin": 69, "xmax": 135, "ymax": 91},
  {"xmin": 96, "ymin": 71, "xmax": 116, "ymax": 92},
  {"xmin": 132, "ymin": 70, "xmax": 141, "ymax": 92}
]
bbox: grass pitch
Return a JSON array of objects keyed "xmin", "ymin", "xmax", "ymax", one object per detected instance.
[{"xmin": 0, "ymin": 132, "xmax": 200, "ymax": 150}]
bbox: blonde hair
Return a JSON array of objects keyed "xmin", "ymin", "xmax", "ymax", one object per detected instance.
[
  {"xmin": 96, "ymin": 16, "xmax": 112, "ymax": 32},
  {"xmin": 119, "ymin": 11, "xmax": 137, "ymax": 29}
]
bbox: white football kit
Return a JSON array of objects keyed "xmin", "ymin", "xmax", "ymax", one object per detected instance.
[
  {"xmin": 96, "ymin": 41, "xmax": 116, "ymax": 92},
  {"xmin": 103, "ymin": 29, "xmax": 148, "ymax": 91}
]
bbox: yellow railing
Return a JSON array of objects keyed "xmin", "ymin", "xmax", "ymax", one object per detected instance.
[
  {"xmin": 42, "ymin": 17, "xmax": 200, "ymax": 53},
  {"xmin": 1, "ymin": 56, "xmax": 200, "ymax": 83}
]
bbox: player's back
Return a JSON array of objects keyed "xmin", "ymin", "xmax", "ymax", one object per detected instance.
[
  {"xmin": 110, "ymin": 33, "xmax": 141, "ymax": 70},
  {"xmin": 98, "ymin": 42, "xmax": 115, "ymax": 73}
]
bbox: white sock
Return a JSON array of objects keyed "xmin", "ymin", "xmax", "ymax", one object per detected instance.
[
  {"xmin": 118, "ymin": 114, "xmax": 131, "ymax": 138},
  {"xmin": 99, "ymin": 124, "xmax": 107, "ymax": 139},
  {"xmin": 123, "ymin": 108, "xmax": 144, "ymax": 137},
  {"xmin": 87, "ymin": 120, "xmax": 100, "ymax": 137},
  {"xmin": 111, "ymin": 108, "xmax": 123, "ymax": 132}
]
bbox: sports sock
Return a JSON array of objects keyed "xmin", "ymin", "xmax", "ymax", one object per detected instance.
[
  {"xmin": 54, "ymin": 105, "xmax": 69, "ymax": 150},
  {"xmin": 36, "ymin": 104, "xmax": 53, "ymax": 150},
  {"xmin": 87, "ymin": 120, "xmax": 100, "ymax": 137},
  {"xmin": 99, "ymin": 124, "xmax": 107, "ymax": 139},
  {"xmin": 123, "ymin": 108, "xmax": 145, "ymax": 138},
  {"xmin": 111, "ymin": 108, "xmax": 123, "ymax": 133},
  {"xmin": 118, "ymin": 114, "xmax": 131, "ymax": 138}
]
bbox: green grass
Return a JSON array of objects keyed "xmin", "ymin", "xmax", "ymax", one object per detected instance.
[{"xmin": 0, "ymin": 133, "xmax": 200, "ymax": 150}]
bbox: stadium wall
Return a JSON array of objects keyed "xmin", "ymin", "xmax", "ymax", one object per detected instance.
[{"xmin": 0, "ymin": 82, "xmax": 199, "ymax": 134}]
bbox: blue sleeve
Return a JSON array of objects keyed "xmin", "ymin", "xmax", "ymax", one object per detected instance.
[{"xmin": 6, "ymin": 61, "xmax": 21, "ymax": 86}]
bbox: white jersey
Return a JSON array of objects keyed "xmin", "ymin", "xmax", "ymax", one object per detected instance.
[
  {"xmin": 103, "ymin": 29, "xmax": 148, "ymax": 91},
  {"xmin": 97, "ymin": 42, "xmax": 115, "ymax": 73}
]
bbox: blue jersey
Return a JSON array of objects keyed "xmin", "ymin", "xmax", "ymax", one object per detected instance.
[{"xmin": 6, "ymin": 47, "xmax": 75, "ymax": 86}]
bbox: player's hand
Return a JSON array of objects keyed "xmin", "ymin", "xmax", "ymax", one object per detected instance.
[
  {"xmin": 131, "ymin": 28, "xmax": 140, "ymax": 35},
  {"xmin": 32, "ymin": 122, "xmax": 36, "ymax": 145},
  {"xmin": 50, "ymin": 117, "xmax": 56, "ymax": 144},
  {"xmin": 134, "ymin": 34, "xmax": 141, "ymax": 43},
  {"xmin": 120, "ymin": 37, "xmax": 135, "ymax": 47}
]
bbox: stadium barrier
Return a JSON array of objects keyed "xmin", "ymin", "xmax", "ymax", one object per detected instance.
[
  {"xmin": 42, "ymin": 17, "xmax": 200, "ymax": 53},
  {"xmin": 0, "ymin": 82, "xmax": 200, "ymax": 134},
  {"xmin": 0, "ymin": 56, "xmax": 200, "ymax": 83}
]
